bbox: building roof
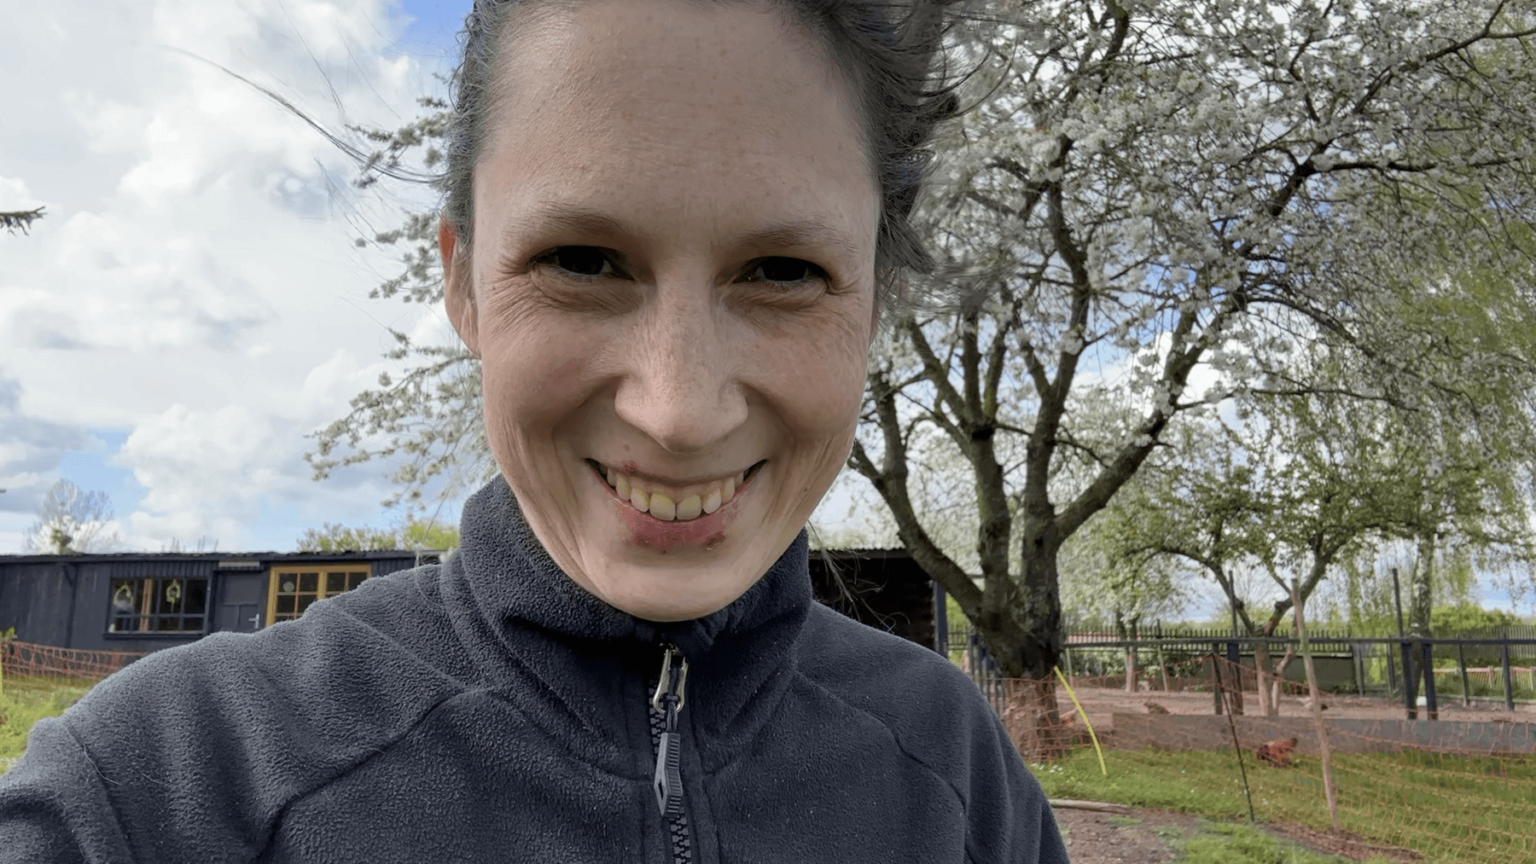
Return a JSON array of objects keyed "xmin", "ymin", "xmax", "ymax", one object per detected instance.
[
  {"xmin": 0, "ymin": 550, "xmax": 443, "ymax": 566},
  {"xmin": 809, "ymin": 547, "xmax": 910, "ymax": 557}
]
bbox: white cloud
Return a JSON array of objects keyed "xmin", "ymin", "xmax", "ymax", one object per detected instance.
[
  {"xmin": 0, "ymin": 177, "xmax": 46, "ymax": 213},
  {"xmin": 0, "ymin": 374, "xmax": 94, "ymax": 514},
  {"xmin": 0, "ymin": 0, "xmax": 455, "ymax": 552}
]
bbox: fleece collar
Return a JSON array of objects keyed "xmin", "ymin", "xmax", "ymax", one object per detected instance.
[{"xmin": 443, "ymin": 474, "xmax": 813, "ymax": 762}]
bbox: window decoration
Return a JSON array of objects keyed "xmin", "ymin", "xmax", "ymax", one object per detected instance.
[{"xmin": 107, "ymin": 577, "xmax": 208, "ymax": 633}]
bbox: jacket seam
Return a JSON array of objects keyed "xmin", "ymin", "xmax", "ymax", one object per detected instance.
[
  {"xmin": 259, "ymin": 688, "xmax": 465, "ymax": 857},
  {"xmin": 327, "ymin": 588, "xmax": 644, "ymax": 784},
  {"xmin": 792, "ymin": 670, "xmax": 988, "ymax": 862},
  {"xmin": 62, "ymin": 717, "xmax": 138, "ymax": 864}
]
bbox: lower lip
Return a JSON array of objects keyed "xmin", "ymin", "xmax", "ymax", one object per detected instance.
[{"xmin": 592, "ymin": 465, "xmax": 756, "ymax": 552}]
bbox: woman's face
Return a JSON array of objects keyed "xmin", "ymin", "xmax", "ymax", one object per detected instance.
[{"xmin": 442, "ymin": 0, "xmax": 880, "ymax": 622}]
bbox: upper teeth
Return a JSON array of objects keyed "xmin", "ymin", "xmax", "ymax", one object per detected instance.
[{"xmin": 600, "ymin": 464, "xmax": 746, "ymax": 522}]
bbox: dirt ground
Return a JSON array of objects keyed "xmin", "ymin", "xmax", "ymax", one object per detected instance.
[
  {"xmin": 1052, "ymin": 805, "xmax": 1425, "ymax": 864},
  {"xmin": 1046, "ymin": 686, "xmax": 1528, "ymax": 863},
  {"xmin": 1060, "ymin": 685, "xmax": 1535, "ymax": 732}
]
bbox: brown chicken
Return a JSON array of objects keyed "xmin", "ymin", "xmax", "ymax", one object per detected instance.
[{"xmin": 1256, "ymin": 736, "xmax": 1300, "ymax": 767}]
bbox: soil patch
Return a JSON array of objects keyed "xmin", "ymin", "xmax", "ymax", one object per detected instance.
[
  {"xmin": 1053, "ymin": 805, "xmax": 1423, "ymax": 864},
  {"xmin": 1063, "ymin": 686, "xmax": 1534, "ymax": 733}
]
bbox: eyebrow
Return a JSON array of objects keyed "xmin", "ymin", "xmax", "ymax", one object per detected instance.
[{"xmin": 514, "ymin": 201, "xmax": 865, "ymax": 262}]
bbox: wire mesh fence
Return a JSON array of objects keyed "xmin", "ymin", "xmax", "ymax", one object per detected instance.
[
  {"xmin": 947, "ymin": 629, "xmax": 1535, "ymax": 864},
  {"xmin": 0, "ymin": 638, "xmax": 147, "ymax": 685}
]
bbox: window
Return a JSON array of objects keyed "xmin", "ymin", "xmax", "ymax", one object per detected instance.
[
  {"xmin": 107, "ymin": 576, "xmax": 208, "ymax": 633},
  {"xmin": 266, "ymin": 565, "xmax": 371, "ymax": 625}
]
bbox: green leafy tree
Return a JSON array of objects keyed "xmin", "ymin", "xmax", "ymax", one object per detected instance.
[
  {"xmin": 1429, "ymin": 602, "xmax": 1520, "ymax": 635},
  {"xmin": 296, "ymin": 517, "xmax": 458, "ymax": 553}
]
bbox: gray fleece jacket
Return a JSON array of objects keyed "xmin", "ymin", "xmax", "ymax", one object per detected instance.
[{"xmin": 0, "ymin": 475, "xmax": 1069, "ymax": 863}]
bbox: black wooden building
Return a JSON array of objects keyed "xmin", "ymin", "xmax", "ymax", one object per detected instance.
[
  {"xmin": 0, "ymin": 547, "xmax": 938, "ymax": 655},
  {"xmin": 807, "ymin": 547, "xmax": 938, "ymax": 650},
  {"xmin": 0, "ymin": 551, "xmax": 437, "ymax": 655}
]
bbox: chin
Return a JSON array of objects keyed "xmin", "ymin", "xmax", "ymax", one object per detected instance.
[{"xmin": 596, "ymin": 557, "xmax": 756, "ymax": 623}]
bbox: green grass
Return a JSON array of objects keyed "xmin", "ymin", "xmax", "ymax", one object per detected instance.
[
  {"xmin": 0, "ymin": 675, "xmax": 96, "ymax": 774},
  {"xmin": 1029, "ymin": 747, "xmax": 1536, "ymax": 864},
  {"xmin": 1176, "ymin": 820, "xmax": 1394, "ymax": 864}
]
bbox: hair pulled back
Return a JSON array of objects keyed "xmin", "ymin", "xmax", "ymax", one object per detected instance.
[{"xmin": 440, "ymin": 0, "xmax": 970, "ymax": 311}]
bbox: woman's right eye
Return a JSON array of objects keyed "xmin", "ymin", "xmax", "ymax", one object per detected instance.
[{"xmin": 533, "ymin": 246, "xmax": 618, "ymax": 282}]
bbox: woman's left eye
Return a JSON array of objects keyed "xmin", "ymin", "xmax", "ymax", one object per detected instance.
[{"xmin": 743, "ymin": 257, "xmax": 826, "ymax": 287}]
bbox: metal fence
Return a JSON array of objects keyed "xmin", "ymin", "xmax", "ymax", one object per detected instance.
[{"xmin": 944, "ymin": 623, "xmax": 1536, "ymax": 719}]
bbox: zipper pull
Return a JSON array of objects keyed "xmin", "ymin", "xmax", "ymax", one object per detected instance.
[{"xmin": 652, "ymin": 643, "xmax": 689, "ymax": 817}]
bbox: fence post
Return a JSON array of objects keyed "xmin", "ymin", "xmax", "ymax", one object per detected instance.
[
  {"xmin": 1226, "ymin": 638, "xmax": 1240, "ymax": 710},
  {"xmin": 1153, "ymin": 621, "xmax": 1170, "ymax": 691},
  {"xmin": 1457, "ymin": 642, "xmax": 1471, "ymax": 708},
  {"xmin": 932, "ymin": 582, "xmax": 948, "ymax": 657},
  {"xmin": 1211, "ymin": 644, "xmax": 1224, "ymax": 715},
  {"xmin": 1402, "ymin": 638, "xmax": 1419, "ymax": 721},
  {"xmin": 1421, "ymin": 640, "xmax": 1438, "ymax": 720},
  {"xmin": 1502, "ymin": 636, "xmax": 1516, "ymax": 712}
]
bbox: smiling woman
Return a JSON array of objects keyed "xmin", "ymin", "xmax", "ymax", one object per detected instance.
[
  {"xmin": 442, "ymin": 0, "xmax": 888, "ymax": 623},
  {"xmin": 0, "ymin": 2, "xmax": 1071, "ymax": 863}
]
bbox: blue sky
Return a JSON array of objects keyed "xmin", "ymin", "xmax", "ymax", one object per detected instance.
[
  {"xmin": 396, "ymin": 0, "xmax": 472, "ymax": 55},
  {"xmin": 0, "ymin": 0, "xmax": 475, "ymax": 554}
]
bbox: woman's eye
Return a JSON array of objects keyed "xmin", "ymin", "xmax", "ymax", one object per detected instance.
[
  {"xmin": 532, "ymin": 248, "xmax": 824, "ymax": 289},
  {"xmin": 744, "ymin": 257, "xmax": 825, "ymax": 287},
  {"xmin": 535, "ymin": 246, "xmax": 617, "ymax": 281}
]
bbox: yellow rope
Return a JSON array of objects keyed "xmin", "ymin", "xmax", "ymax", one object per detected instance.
[{"xmin": 1053, "ymin": 666, "xmax": 1107, "ymax": 776}]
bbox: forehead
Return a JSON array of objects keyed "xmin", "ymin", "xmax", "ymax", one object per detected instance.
[{"xmin": 474, "ymin": 0, "xmax": 878, "ymax": 255}]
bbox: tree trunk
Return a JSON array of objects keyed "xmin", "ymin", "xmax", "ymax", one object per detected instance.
[
  {"xmin": 1253, "ymin": 616, "xmax": 1297, "ymax": 717},
  {"xmin": 1269, "ymin": 644, "xmax": 1296, "ymax": 712},
  {"xmin": 1115, "ymin": 609, "xmax": 1139, "ymax": 692},
  {"xmin": 999, "ymin": 677, "xmax": 1071, "ymax": 763},
  {"xmin": 1410, "ymin": 530, "xmax": 1436, "ymax": 638},
  {"xmin": 1254, "ymin": 639, "xmax": 1273, "ymax": 715},
  {"xmin": 975, "ymin": 539, "xmax": 1067, "ymax": 761}
]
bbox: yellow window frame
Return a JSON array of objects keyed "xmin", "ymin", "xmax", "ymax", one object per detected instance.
[{"xmin": 265, "ymin": 564, "xmax": 372, "ymax": 626}]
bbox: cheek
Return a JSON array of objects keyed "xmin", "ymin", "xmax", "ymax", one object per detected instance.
[
  {"xmin": 769, "ymin": 327, "xmax": 869, "ymax": 440},
  {"xmin": 481, "ymin": 331, "xmax": 593, "ymax": 440}
]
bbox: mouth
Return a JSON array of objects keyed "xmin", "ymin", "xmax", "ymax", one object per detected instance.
[{"xmin": 585, "ymin": 458, "xmax": 767, "ymax": 523}]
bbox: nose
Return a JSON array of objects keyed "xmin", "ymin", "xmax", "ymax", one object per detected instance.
[{"xmin": 612, "ymin": 281, "xmax": 749, "ymax": 453}]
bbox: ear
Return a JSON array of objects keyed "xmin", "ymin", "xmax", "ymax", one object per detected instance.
[{"xmin": 440, "ymin": 216, "xmax": 480, "ymax": 358}]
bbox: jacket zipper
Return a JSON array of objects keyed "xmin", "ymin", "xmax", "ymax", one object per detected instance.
[{"xmin": 650, "ymin": 642, "xmax": 694, "ymax": 864}]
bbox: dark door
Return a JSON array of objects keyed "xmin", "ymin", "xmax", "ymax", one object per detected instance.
[{"xmin": 217, "ymin": 602, "xmax": 261, "ymax": 633}]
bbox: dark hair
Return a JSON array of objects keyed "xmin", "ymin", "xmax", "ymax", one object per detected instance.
[{"xmin": 440, "ymin": 0, "xmax": 973, "ymax": 313}]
